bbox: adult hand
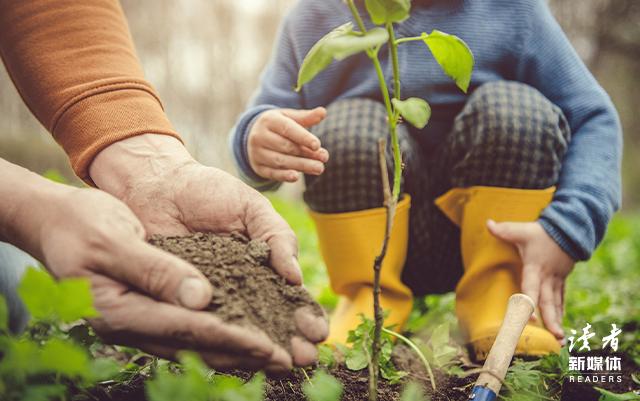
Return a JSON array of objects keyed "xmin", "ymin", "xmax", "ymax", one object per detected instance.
[
  {"xmin": 487, "ymin": 220, "xmax": 574, "ymax": 342},
  {"xmin": 248, "ymin": 107, "xmax": 329, "ymax": 182},
  {"xmin": 1, "ymin": 166, "xmax": 292, "ymax": 373},
  {"xmin": 89, "ymin": 134, "xmax": 328, "ymax": 366}
]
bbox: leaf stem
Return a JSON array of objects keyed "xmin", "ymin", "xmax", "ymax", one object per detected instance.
[
  {"xmin": 395, "ymin": 35, "xmax": 425, "ymax": 45},
  {"xmin": 386, "ymin": 23, "xmax": 401, "ymax": 101},
  {"xmin": 382, "ymin": 328, "xmax": 437, "ymax": 391},
  {"xmin": 346, "ymin": 0, "xmax": 367, "ymax": 33}
]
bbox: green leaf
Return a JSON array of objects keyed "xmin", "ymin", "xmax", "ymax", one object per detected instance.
[
  {"xmin": 400, "ymin": 381, "xmax": 429, "ymax": 401},
  {"xmin": 345, "ymin": 346, "xmax": 369, "ymax": 370},
  {"xmin": 22, "ymin": 384, "xmax": 66, "ymax": 401},
  {"xmin": 0, "ymin": 338, "xmax": 41, "ymax": 376},
  {"xmin": 595, "ymin": 387, "xmax": 640, "ymax": 401},
  {"xmin": 213, "ymin": 373, "xmax": 266, "ymax": 401},
  {"xmin": 422, "ymin": 30, "xmax": 474, "ymax": 93},
  {"xmin": 40, "ymin": 338, "xmax": 90, "ymax": 378},
  {"xmin": 364, "ymin": 0, "xmax": 411, "ymax": 25},
  {"xmin": 428, "ymin": 322, "xmax": 457, "ymax": 367},
  {"xmin": 18, "ymin": 267, "xmax": 57, "ymax": 320},
  {"xmin": 17, "ymin": 267, "xmax": 98, "ymax": 323},
  {"xmin": 234, "ymin": 373, "xmax": 266, "ymax": 401},
  {"xmin": 0, "ymin": 296, "xmax": 8, "ymax": 332},
  {"xmin": 146, "ymin": 369, "xmax": 209, "ymax": 401},
  {"xmin": 381, "ymin": 362, "xmax": 408, "ymax": 383},
  {"xmin": 90, "ymin": 358, "xmax": 121, "ymax": 381},
  {"xmin": 296, "ymin": 23, "xmax": 388, "ymax": 90},
  {"xmin": 303, "ymin": 370, "xmax": 344, "ymax": 401},
  {"xmin": 318, "ymin": 344, "xmax": 336, "ymax": 368},
  {"xmin": 392, "ymin": 97, "xmax": 431, "ymax": 129},
  {"xmin": 146, "ymin": 354, "xmax": 210, "ymax": 401},
  {"xmin": 57, "ymin": 279, "xmax": 99, "ymax": 321}
]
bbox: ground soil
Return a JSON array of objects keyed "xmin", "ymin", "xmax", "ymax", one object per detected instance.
[
  {"xmin": 87, "ymin": 342, "xmax": 639, "ymax": 401},
  {"xmin": 149, "ymin": 232, "xmax": 324, "ymax": 352},
  {"xmin": 84, "ymin": 233, "xmax": 639, "ymax": 401}
]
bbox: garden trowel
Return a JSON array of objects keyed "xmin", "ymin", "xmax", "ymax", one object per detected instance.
[{"xmin": 468, "ymin": 293, "xmax": 536, "ymax": 401}]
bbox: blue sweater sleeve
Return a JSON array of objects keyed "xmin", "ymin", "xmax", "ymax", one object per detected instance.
[
  {"xmin": 229, "ymin": 10, "xmax": 306, "ymax": 191},
  {"xmin": 517, "ymin": 1, "xmax": 622, "ymax": 261}
]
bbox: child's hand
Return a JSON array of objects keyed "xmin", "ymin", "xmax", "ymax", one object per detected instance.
[
  {"xmin": 487, "ymin": 220, "xmax": 575, "ymax": 342},
  {"xmin": 248, "ymin": 107, "xmax": 329, "ymax": 182}
]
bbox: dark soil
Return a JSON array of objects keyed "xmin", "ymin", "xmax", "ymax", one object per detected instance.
[
  {"xmin": 149, "ymin": 232, "xmax": 324, "ymax": 352},
  {"xmin": 86, "ymin": 344, "xmax": 639, "ymax": 401},
  {"xmin": 87, "ymin": 345, "xmax": 475, "ymax": 401},
  {"xmin": 84, "ymin": 233, "xmax": 639, "ymax": 401}
]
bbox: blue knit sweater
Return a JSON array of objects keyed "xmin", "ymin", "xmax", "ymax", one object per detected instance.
[{"xmin": 230, "ymin": 0, "xmax": 622, "ymax": 261}]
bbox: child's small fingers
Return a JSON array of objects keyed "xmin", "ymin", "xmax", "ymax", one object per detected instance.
[
  {"xmin": 553, "ymin": 280, "xmax": 564, "ymax": 329},
  {"xmin": 262, "ymin": 131, "xmax": 329, "ymax": 163},
  {"xmin": 262, "ymin": 131, "xmax": 303, "ymax": 157},
  {"xmin": 540, "ymin": 281, "xmax": 563, "ymax": 339},
  {"xmin": 270, "ymin": 115, "xmax": 321, "ymax": 150},
  {"xmin": 282, "ymin": 107, "xmax": 327, "ymax": 128},
  {"xmin": 255, "ymin": 166, "xmax": 299, "ymax": 183},
  {"xmin": 521, "ymin": 264, "xmax": 541, "ymax": 308},
  {"xmin": 299, "ymin": 146, "xmax": 329, "ymax": 163},
  {"xmin": 259, "ymin": 148, "xmax": 324, "ymax": 176}
]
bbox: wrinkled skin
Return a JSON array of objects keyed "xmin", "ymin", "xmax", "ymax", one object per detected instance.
[{"xmin": 79, "ymin": 134, "xmax": 329, "ymax": 371}]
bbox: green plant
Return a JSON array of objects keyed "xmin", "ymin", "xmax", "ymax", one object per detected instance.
[
  {"xmin": 295, "ymin": 1, "xmax": 474, "ymax": 399},
  {"xmin": 303, "ymin": 370, "xmax": 344, "ymax": 401},
  {"xmin": 317, "ymin": 344, "xmax": 338, "ymax": 369},
  {"xmin": 382, "ymin": 328, "xmax": 435, "ymax": 390},
  {"xmin": 399, "ymin": 381, "xmax": 429, "ymax": 401},
  {"xmin": 594, "ymin": 387, "xmax": 640, "ymax": 401},
  {"xmin": 343, "ymin": 315, "xmax": 407, "ymax": 384},
  {"xmin": 145, "ymin": 352, "xmax": 265, "ymax": 401},
  {"xmin": 0, "ymin": 267, "xmax": 119, "ymax": 401}
]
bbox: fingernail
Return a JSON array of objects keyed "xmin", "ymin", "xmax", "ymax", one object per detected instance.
[
  {"xmin": 321, "ymin": 149, "xmax": 330, "ymax": 162},
  {"xmin": 178, "ymin": 278, "xmax": 212, "ymax": 309}
]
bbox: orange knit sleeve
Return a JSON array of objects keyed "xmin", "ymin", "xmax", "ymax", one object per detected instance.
[{"xmin": 0, "ymin": 0, "xmax": 182, "ymax": 183}]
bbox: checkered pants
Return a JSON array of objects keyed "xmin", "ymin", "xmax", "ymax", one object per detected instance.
[{"xmin": 304, "ymin": 81, "xmax": 571, "ymax": 295}]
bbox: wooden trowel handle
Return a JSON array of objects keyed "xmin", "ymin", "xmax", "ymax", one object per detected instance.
[{"xmin": 473, "ymin": 293, "xmax": 535, "ymax": 396}]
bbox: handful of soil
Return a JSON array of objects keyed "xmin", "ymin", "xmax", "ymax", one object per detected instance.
[{"xmin": 149, "ymin": 232, "xmax": 324, "ymax": 352}]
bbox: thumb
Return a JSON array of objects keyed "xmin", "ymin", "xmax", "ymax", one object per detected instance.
[
  {"xmin": 281, "ymin": 107, "xmax": 327, "ymax": 128},
  {"xmin": 101, "ymin": 239, "xmax": 213, "ymax": 310},
  {"xmin": 486, "ymin": 219, "xmax": 530, "ymax": 245}
]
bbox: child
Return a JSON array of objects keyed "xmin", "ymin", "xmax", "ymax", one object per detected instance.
[{"xmin": 230, "ymin": 0, "xmax": 621, "ymax": 360}]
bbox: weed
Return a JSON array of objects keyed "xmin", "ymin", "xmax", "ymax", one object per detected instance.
[{"xmin": 343, "ymin": 315, "xmax": 407, "ymax": 384}]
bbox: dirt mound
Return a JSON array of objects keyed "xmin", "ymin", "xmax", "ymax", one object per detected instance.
[{"xmin": 149, "ymin": 232, "xmax": 324, "ymax": 352}]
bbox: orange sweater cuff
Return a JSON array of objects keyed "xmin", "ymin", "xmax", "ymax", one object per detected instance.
[{"xmin": 53, "ymin": 84, "xmax": 182, "ymax": 184}]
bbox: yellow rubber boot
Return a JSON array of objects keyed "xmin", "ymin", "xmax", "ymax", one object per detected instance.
[
  {"xmin": 309, "ymin": 196, "xmax": 413, "ymax": 345},
  {"xmin": 435, "ymin": 186, "xmax": 560, "ymax": 360}
]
